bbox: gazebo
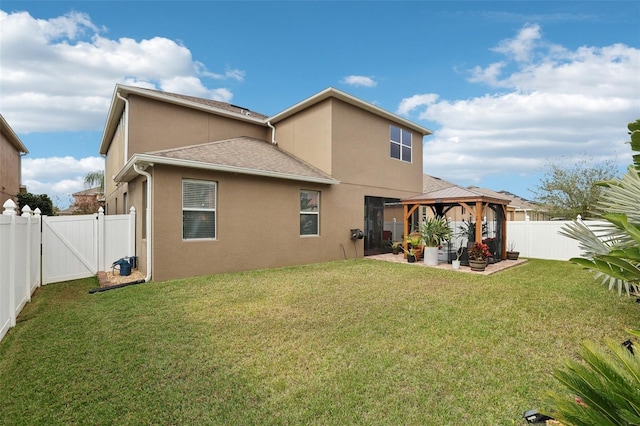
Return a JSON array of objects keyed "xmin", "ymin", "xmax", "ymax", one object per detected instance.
[{"xmin": 400, "ymin": 186, "xmax": 512, "ymax": 261}]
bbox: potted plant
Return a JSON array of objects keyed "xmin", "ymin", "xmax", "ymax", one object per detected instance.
[
  {"xmin": 406, "ymin": 232, "xmax": 423, "ymax": 261},
  {"xmin": 406, "ymin": 248, "xmax": 417, "ymax": 263},
  {"xmin": 467, "ymin": 242, "xmax": 491, "ymax": 272},
  {"xmin": 452, "ymin": 246, "xmax": 464, "ymax": 270},
  {"xmin": 506, "ymin": 241, "xmax": 520, "ymax": 260},
  {"xmin": 390, "ymin": 241, "xmax": 403, "ymax": 255},
  {"xmin": 420, "ymin": 216, "xmax": 452, "ymax": 266}
]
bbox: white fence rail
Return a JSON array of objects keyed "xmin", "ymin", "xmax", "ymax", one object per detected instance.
[
  {"xmin": 0, "ymin": 203, "xmax": 41, "ymax": 342},
  {"xmin": 506, "ymin": 219, "xmax": 600, "ymax": 261},
  {"xmin": 1, "ymin": 200, "xmax": 135, "ymax": 342}
]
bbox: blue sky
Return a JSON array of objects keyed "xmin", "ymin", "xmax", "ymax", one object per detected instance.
[{"xmin": 1, "ymin": 1, "xmax": 639, "ymax": 209}]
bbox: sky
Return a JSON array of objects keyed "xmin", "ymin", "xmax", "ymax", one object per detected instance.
[{"xmin": 1, "ymin": 1, "xmax": 639, "ymax": 209}]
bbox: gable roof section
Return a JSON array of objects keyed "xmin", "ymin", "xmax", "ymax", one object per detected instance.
[
  {"xmin": 99, "ymin": 85, "xmax": 268, "ymax": 155},
  {"xmin": 100, "ymin": 85, "xmax": 432, "ymax": 155},
  {"xmin": 115, "ymin": 137, "xmax": 340, "ymax": 185},
  {"xmin": 269, "ymin": 87, "xmax": 432, "ymax": 136},
  {"xmin": 0, "ymin": 114, "xmax": 28, "ymax": 153}
]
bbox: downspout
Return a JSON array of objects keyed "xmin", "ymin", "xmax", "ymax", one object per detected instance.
[
  {"xmin": 133, "ymin": 162, "xmax": 152, "ymax": 282},
  {"xmin": 116, "ymin": 92, "xmax": 129, "ymax": 163},
  {"xmin": 267, "ymin": 121, "xmax": 277, "ymax": 145}
]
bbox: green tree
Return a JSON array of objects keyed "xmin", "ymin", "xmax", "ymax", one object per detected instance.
[
  {"xmin": 15, "ymin": 192, "xmax": 55, "ymax": 216},
  {"xmin": 532, "ymin": 154, "xmax": 619, "ymax": 219},
  {"xmin": 84, "ymin": 170, "xmax": 104, "ymax": 192}
]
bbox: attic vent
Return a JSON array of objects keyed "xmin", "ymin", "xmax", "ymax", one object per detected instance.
[{"xmin": 230, "ymin": 104, "xmax": 251, "ymax": 116}]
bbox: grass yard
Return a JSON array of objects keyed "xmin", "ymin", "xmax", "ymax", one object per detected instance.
[{"xmin": 1, "ymin": 258, "xmax": 639, "ymax": 425}]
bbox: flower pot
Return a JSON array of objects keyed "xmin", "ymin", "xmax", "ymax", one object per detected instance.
[
  {"xmin": 506, "ymin": 251, "xmax": 520, "ymax": 260},
  {"xmin": 423, "ymin": 246, "xmax": 439, "ymax": 266},
  {"xmin": 452, "ymin": 260, "xmax": 461, "ymax": 270},
  {"xmin": 407, "ymin": 254, "xmax": 416, "ymax": 263},
  {"xmin": 469, "ymin": 259, "xmax": 487, "ymax": 272}
]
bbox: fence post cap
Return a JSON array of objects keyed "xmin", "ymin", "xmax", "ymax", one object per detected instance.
[
  {"xmin": 98, "ymin": 206, "xmax": 104, "ymax": 214},
  {"xmin": 129, "ymin": 206, "xmax": 136, "ymax": 213},
  {"xmin": 3, "ymin": 199, "xmax": 17, "ymax": 215},
  {"xmin": 33, "ymin": 208, "xmax": 41, "ymax": 216},
  {"xmin": 21, "ymin": 205, "xmax": 32, "ymax": 216}
]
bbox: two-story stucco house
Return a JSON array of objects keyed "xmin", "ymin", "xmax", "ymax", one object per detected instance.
[
  {"xmin": 0, "ymin": 114, "xmax": 28, "ymax": 206},
  {"xmin": 99, "ymin": 85, "xmax": 431, "ymax": 282}
]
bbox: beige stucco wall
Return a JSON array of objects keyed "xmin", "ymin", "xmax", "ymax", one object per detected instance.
[
  {"xmin": 127, "ymin": 95, "xmax": 269, "ymax": 154},
  {"xmin": 275, "ymin": 98, "xmax": 423, "ymax": 193},
  {"xmin": 275, "ymin": 100, "xmax": 333, "ymax": 174},
  {"xmin": 145, "ymin": 165, "xmax": 420, "ymax": 282},
  {"xmin": 0, "ymin": 132, "xmax": 22, "ymax": 206}
]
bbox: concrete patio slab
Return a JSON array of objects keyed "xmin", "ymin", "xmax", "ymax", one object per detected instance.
[{"xmin": 366, "ymin": 253, "xmax": 528, "ymax": 275}]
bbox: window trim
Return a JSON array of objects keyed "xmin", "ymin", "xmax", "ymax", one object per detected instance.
[
  {"xmin": 182, "ymin": 179, "xmax": 217, "ymax": 241},
  {"xmin": 300, "ymin": 189, "xmax": 320, "ymax": 237}
]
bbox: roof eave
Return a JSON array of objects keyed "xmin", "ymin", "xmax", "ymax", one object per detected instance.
[
  {"xmin": 0, "ymin": 114, "xmax": 28, "ymax": 153},
  {"xmin": 268, "ymin": 87, "xmax": 433, "ymax": 136},
  {"xmin": 114, "ymin": 153, "xmax": 340, "ymax": 185}
]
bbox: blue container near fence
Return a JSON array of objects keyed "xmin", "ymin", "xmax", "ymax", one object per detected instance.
[
  {"xmin": 129, "ymin": 256, "xmax": 138, "ymax": 269},
  {"xmin": 112, "ymin": 258, "xmax": 131, "ymax": 276}
]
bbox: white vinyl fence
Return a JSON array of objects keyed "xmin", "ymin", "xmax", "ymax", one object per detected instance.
[
  {"xmin": 1, "ymin": 200, "xmax": 135, "ymax": 342},
  {"xmin": 506, "ymin": 219, "xmax": 601, "ymax": 261},
  {"xmin": 0, "ymin": 202, "xmax": 41, "ymax": 342}
]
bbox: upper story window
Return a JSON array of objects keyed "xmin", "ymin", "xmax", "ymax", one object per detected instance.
[
  {"xmin": 183, "ymin": 179, "xmax": 217, "ymax": 240},
  {"xmin": 300, "ymin": 190, "xmax": 320, "ymax": 236},
  {"xmin": 390, "ymin": 125, "xmax": 412, "ymax": 163}
]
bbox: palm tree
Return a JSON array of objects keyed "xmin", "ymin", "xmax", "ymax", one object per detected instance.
[
  {"xmin": 559, "ymin": 119, "xmax": 640, "ymax": 295},
  {"xmin": 84, "ymin": 170, "xmax": 104, "ymax": 193}
]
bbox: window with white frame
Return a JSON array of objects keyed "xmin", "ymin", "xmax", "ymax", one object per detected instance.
[
  {"xmin": 390, "ymin": 125, "xmax": 412, "ymax": 163},
  {"xmin": 182, "ymin": 179, "xmax": 217, "ymax": 240},
  {"xmin": 300, "ymin": 190, "xmax": 319, "ymax": 236}
]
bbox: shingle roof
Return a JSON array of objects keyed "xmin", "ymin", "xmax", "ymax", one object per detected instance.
[
  {"xmin": 157, "ymin": 91, "xmax": 269, "ymax": 120},
  {"xmin": 422, "ymin": 174, "xmax": 457, "ymax": 193},
  {"xmin": 133, "ymin": 137, "xmax": 338, "ymax": 184},
  {"xmin": 72, "ymin": 186, "xmax": 103, "ymax": 197}
]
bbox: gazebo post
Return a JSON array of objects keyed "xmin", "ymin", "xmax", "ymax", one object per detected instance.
[
  {"xmin": 403, "ymin": 203, "xmax": 409, "ymax": 257},
  {"xmin": 475, "ymin": 201, "xmax": 483, "ymax": 243},
  {"xmin": 501, "ymin": 205, "xmax": 508, "ymax": 259}
]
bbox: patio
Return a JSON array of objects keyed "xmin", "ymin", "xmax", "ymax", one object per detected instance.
[{"xmin": 367, "ymin": 253, "xmax": 528, "ymax": 275}]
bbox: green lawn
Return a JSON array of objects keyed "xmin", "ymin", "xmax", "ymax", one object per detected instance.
[{"xmin": 1, "ymin": 259, "xmax": 638, "ymax": 425}]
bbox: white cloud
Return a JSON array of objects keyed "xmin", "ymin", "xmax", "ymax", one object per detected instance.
[
  {"xmin": 492, "ymin": 23, "xmax": 542, "ymax": 63},
  {"xmin": 0, "ymin": 10, "xmax": 243, "ymax": 133},
  {"xmin": 396, "ymin": 94, "xmax": 439, "ymax": 116},
  {"xmin": 22, "ymin": 156, "xmax": 105, "ymax": 208},
  {"xmin": 341, "ymin": 75, "xmax": 377, "ymax": 88},
  {"xmin": 398, "ymin": 24, "xmax": 640, "ymax": 191}
]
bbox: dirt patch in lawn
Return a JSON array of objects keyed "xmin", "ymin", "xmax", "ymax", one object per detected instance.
[{"xmin": 97, "ymin": 270, "xmax": 146, "ymax": 288}]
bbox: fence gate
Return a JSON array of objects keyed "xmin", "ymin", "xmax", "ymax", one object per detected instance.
[{"xmin": 42, "ymin": 215, "xmax": 98, "ymax": 284}]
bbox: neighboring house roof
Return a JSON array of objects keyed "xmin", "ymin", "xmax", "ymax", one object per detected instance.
[
  {"xmin": 422, "ymin": 174, "xmax": 457, "ymax": 193},
  {"xmin": 72, "ymin": 186, "xmax": 103, "ymax": 197},
  {"xmin": 497, "ymin": 190, "xmax": 545, "ymax": 212},
  {"xmin": 99, "ymin": 85, "xmax": 432, "ymax": 155},
  {"xmin": 0, "ymin": 114, "xmax": 28, "ymax": 153},
  {"xmin": 114, "ymin": 137, "xmax": 340, "ymax": 185}
]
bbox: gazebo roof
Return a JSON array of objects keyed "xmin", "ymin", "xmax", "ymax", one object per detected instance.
[{"xmin": 401, "ymin": 185, "xmax": 512, "ymax": 206}]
